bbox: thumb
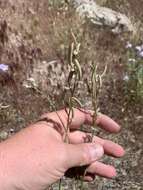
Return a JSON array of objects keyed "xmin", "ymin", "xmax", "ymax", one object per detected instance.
[{"xmin": 64, "ymin": 143, "xmax": 104, "ymax": 169}]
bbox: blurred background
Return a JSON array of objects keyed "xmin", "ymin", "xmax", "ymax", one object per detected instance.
[{"xmin": 0, "ymin": 0, "xmax": 142, "ymax": 189}]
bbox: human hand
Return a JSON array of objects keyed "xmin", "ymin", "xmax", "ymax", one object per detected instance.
[{"xmin": 0, "ymin": 108, "xmax": 125, "ymax": 190}]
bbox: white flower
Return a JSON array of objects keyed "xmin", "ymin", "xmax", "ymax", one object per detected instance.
[
  {"xmin": 135, "ymin": 46, "xmax": 142, "ymax": 52},
  {"xmin": 126, "ymin": 42, "xmax": 132, "ymax": 49},
  {"xmin": 0, "ymin": 64, "xmax": 9, "ymax": 72},
  {"xmin": 128, "ymin": 58, "xmax": 136, "ymax": 63},
  {"xmin": 123, "ymin": 75, "xmax": 129, "ymax": 82}
]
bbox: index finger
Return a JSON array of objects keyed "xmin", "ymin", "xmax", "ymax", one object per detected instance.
[{"xmin": 41, "ymin": 108, "xmax": 121, "ymax": 133}]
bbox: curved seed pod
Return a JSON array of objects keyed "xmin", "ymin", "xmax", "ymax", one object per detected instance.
[
  {"xmin": 85, "ymin": 79, "xmax": 92, "ymax": 93},
  {"xmin": 71, "ymin": 96, "xmax": 83, "ymax": 107},
  {"xmin": 69, "ymin": 43, "xmax": 75, "ymax": 67},
  {"xmin": 101, "ymin": 64, "xmax": 108, "ymax": 77},
  {"xmin": 73, "ymin": 43, "xmax": 81, "ymax": 56},
  {"xmin": 68, "ymin": 70, "xmax": 76, "ymax": 84},
  {"xmin": 98, "ymin": 75, "xmax": 103, "ymax": 89},
  {"xmin": 74, "ymin": 59, "xmax": 82, "ymax": 79},
  {"xmin": 93, "ymin": 72, "xmax": 97, "ymax": 86}
]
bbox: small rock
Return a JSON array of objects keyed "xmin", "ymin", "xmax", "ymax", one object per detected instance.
[
  {"xmin": 72, "ymin": 0, "xmax": 134, "ymax": 34},
  {"xmin": 0, "ymin": 131, "xmax": 8, "ymax": 140}
]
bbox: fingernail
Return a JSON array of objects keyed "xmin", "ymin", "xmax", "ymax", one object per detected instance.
[{"xmin": 89, "ymin": 144, "xmax": 104, "ymax": 162}]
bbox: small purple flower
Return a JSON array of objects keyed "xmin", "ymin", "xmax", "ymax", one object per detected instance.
[
  {"xmin": 139, "ymin": 51, "xmax": 143, "ymax": 58},
  {"xmin": 0, "ymin": 64, "xmax": 9, "ymax": 72}
]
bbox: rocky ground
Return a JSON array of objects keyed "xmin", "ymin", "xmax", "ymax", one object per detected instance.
[{"xmin": 0, "ymin": 1, "xmax": 143, "ymax": 190}]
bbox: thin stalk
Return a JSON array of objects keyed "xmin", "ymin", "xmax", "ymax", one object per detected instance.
[{"xmin": 59, "ymin": 179, "xmax": 63, "ymax": 190}]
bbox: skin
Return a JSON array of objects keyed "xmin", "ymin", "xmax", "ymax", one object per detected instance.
[{"xmin": 0, "ymin": 108, "xmax": 125, "ymax": 190}]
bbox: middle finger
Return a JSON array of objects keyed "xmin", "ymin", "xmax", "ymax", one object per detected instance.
[{"xmin": 69, "ymin": 131, "xmax": 125, "ymax": 157}]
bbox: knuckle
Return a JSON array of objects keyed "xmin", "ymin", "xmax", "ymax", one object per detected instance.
[{"xmin": 81, "ymin": 145, "xmax": 92, "ymax": 165}]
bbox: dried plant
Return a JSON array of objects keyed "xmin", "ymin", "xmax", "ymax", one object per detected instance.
[
  {"xmin": 88, "ymin": 62, "xmax": 107, "ymax": 137},
  {"xmin": 61, "ymin": 30, "xmax": 107, "ymax": 189},
  {"xmin": 62, "ymin": 30, "xmax": 83, "ymax": 143}
]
